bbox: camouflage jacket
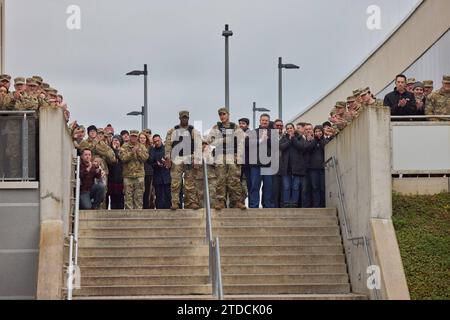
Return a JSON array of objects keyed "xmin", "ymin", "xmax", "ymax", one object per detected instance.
[
  {"xmin": 164, "ymin": 125, "xmax": 202, "ymax": 164},
  {"xmin": 78, "ymin": 138, "xmax": 116, "ymax": 175},
  {"xmin": 425, "ymin": 89, "xmax": 450, "ymax": 121},
  {"xmin": 207, "ymin": 122, "xmax": 245, "ymax": 163},
  {"xmin": 119, "ymin": 142, "xmax": 149, "ymax": 178}
]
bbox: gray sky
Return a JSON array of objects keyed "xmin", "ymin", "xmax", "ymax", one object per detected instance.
[{"xmin": 5, "ymin": 0, "xmax": 420, "ymax": 136}]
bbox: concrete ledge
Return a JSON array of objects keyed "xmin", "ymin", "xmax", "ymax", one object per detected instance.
[
  {"xmin": 36, "ymin": 220, "xmax": 64, "ymax": 300},
  {"xmin": 370, "ymin": 218, "xmax": 410, "ymax": 300},
  {"xmin": 0, "ymin": 182, "xmax": 39, "ymax": 189},
  {"xmin": 393, "ymin": 177, "xmax": 449, "ymax": 195}
]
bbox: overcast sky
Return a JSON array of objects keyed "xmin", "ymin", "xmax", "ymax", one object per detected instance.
[{"xmin": 5, "ymin": 0, "xmax": 420, "ymax": 135}]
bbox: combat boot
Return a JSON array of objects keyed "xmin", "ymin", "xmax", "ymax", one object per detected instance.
[
  {"xmin": 235, "ymin": 202, "xmax": 247, "ymax": 210},
  {"xmin": 170, "ymin": 204, "xmax": 178, "ymax": 211},
  {"xmin": 214, "ymin": 202, "xmax": 225, "ymax": 211},
  {"xmin": 189, "ymin": 203, "xmax": 200, "ymax": 210}
]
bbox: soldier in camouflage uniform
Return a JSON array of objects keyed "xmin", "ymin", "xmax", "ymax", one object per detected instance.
[
  {"xmin": 423, "ymin": 80, "xmax": 434, "ymax": 97},
  {"xmin": 164, "ymin": 111, "xmax": 202, "ymax": 210},
  {"xmin": 119, "ymin": 130, "xmax": 149, "ymax": 209},
  {"xmin": 425, "ymin": 75, "xmax": 450, "ymax": 122},
  {"xmin": 329, "ymin": 101, "xmax": 348, "ymax": 133},
  {"xmin": 207, "ymin": 107, "xmax": 246, "ymax": 210},
  {"xmin": 360, "ymin": 87, "xmax": 385, "ymax": 108}
]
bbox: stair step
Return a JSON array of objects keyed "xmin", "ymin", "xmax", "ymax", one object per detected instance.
[
  {"xmin": 222, "ymin": 264, "xmax": 348, "ymax": 275},
  {"xmin": 73, "ymin": 293, "xmax": 366, "ymax": 300},
  {"xmin": 72, "ymin": 285, "xmax": 212, "ymax": 296},
  {"xmin": 80, "ymin": 208, "xmax": 336, "ymax": 219},
  {"xmin": 79, "ymin": 235, "xmax": 343, "ymax": 247},
  {"xmin": 220, "ymin": 245, "xmax": 343, "ymax": 255},
  {"xmin": 79, "ymin": 264, "xmax": 347, "ymax": 276},
  {"xmin": 79, "ymin": 217, "xmax": 338, "ymax": 228},
  {"xmin": 221, "ymin": 254, "xmax": 346, "ymax": 265},
  {"xmin": 80, "ymin": 275, "xmax": 210, "ymax": 286},
  {"xmin": 222, "ymin": 274, "xmax": 349, "ymax": 285},
  {"xmin": 78, "ymin": 256, "xmax": 210, "ymax": 266},
  {"xmin": 78, "ymin": 246, "xmax": 208, "ymax": 257},
  {"xmin": 223, "ymin": 294, "xmax": 367, "ymax": 300},
  {"xmin": 79, "ymin": 226, "xmax": 340, "ymax": 237},
  {"xmin": 223, "ymin": 284, "xmax": 351, "ymax": 295},
  {"xmin": 80, "ymin": 265, "xmax": 210, "ymax": 276}
]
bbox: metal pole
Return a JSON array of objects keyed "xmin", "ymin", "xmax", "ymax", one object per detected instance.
[
  {"xmin": 143, "ymin": 64, "xmax": 148, "ymax": 130},
  {"xmin": 141, "ymin": 106, "xmax": 145, "ymax": 131},
  {"xmin": 215, "ymin": 236, "xmax": 224, "ymax": 300},
  {"xmin": 278, "ymin": 57, "xmax": 283, "ymax": 120},
  {"xmin": 223, "ymin": 24, "xmax": 232, "ymax": 112},
  {"xmin": 74, "ymin": 156, "xmax": 81, "ymax": 265},
  {"xmin": 252, "ymin": 102, "xmax": 256, "ymax": 130}
]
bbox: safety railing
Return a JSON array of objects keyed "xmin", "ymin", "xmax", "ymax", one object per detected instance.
[
  {"xmin": 325, "ymin": 156, "xmax": 381, "ymax": 300},
  {"xmin": 66, "ymin": 156, "xmax": 81, "ymax": 300},
  {"xmin": 0, "ymin": 110, "xmax": 38, "ymax": 181},
  {"xmin": 391, "ymin": 115, "xmax": 450, "ymax": 121},
  {"xmin": 202, "ymin": 157, "xmax": 224, "ymax": 300}
]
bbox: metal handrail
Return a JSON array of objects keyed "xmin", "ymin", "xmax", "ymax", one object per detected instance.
[
  {"xmin": 391, "ymin": 115, "xmax": 450, "ymax": 120},
  {"xmin": 67, "ymin": 156, "xmax": 81, "ymax": 300},
  {"xmin": 0, "ymin": 110, "xmax": 37, "ymax": 114},
  {"xmin": 325, "ymin": 156, "xmax": 380, "ymax": 300},
  {"xmin": 202, "ymin": 157, "xmax": 224, "ymax": 300}
]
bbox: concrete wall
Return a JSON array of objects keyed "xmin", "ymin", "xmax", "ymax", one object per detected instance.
[
  {"xmin": 393, "ymin": 177, "xmax": 450, "ymax": 195},
  {"xmin": 292, "ymin": 0, "xmax": 450, "ymax": 125},
  {"xmin": 36, "ymin": 107, "xmax": 75, "ymax": 300},
  {"xmin": 325, "ymin": 106, "xmax": 410, "ymax": 300},
  {"xmin": 0, "ymin": 182, "xmax": 40, "ymax": 299}
]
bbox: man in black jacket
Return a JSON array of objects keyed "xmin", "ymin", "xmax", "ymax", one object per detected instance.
[
  {"xmin": 151, "ymin": 135, "xmax": 172, "ymax": 209},
  {"xmin": 383, "ymin": 74, "xmax": 417, "ymax": 117}
]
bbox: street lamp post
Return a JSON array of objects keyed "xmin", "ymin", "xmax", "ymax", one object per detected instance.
[
  {"xmin": 278, "ymin": 57, "xmax": 299, "ymax": 120},
  {"xmin": 252, "ymin": 102, "xmax": 271, "ymax": 129},
  {"xmin": 126, "ymin": 64, "xmax": 149, "ymax": 129},
  {"xmin": 222, "ymin": 24, "xmax": 233, "ymax": 112},
  {"xmin": 126, "ymin": 106, "xmax": 144, "ymax": 131}
]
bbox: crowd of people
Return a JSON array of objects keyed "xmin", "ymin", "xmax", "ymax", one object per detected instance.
[{"xmin": 1, "ymin": 72, "xmax": 449, "ymax": 211}]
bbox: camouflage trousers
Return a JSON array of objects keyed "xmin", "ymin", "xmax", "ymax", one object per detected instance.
[
  {"xmin": 193, "ymin": 166, "xmax": 217, "ymax": 207},
  {"xmin": 124, "ymin": 177, "xmax": 145, "ymax": 210},
  {"xmin": 170, "ymin": 164, "xmax": 197, "ymax": 208},
  {"xmin": 215, "ymin": 164, "xmax": 242, "ymax": 207}
]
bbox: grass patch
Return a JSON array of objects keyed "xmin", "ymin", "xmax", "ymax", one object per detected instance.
[{"xmin": 392, "ymin": 192, "xmax": 450, "ymax": 300}]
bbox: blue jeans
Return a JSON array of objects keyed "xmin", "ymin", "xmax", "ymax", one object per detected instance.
[
  {"xmin": 249, "ymin": 166, "xmax": 274, "ymax": 208},
  {"xmin": 309, "ymin": 169, "xmax": 325, "ymax": 208},
  {"xmin": 80, "ymin": 183, "xmax": 105, "ymax": 210},
  {"xmin": 282, "ymin": 175, "xmax": 302, "ymax": 206},
  {"xmin": 302, "ymin": 170, "xmax": 312, "ymax": 208}
]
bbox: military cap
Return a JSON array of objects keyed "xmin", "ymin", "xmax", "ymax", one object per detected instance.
[
  {"xmin": 0, "ymin": 74, "xmax": 11, "ymax": 82},
  {"xmin": 346, "ymin": 96, "xmax": 356, "ymax": 103},
  {"xmin": 26, "ymin": 78, "xmax": 38, "ymax": 86},
  {"xmin": 202, "ymin": 139, "xmax": 209, "ymax": 145},
  {"xmin": 42, "ymin": 83, "xmax": 50, "ymax": 89},
  {"xmin": 32, "ymin": 76, "xmax": 43, "ymax": 85},
  {"xmin": 47, "ymin": 88, "xmax": 58, "ymax": 95},
  {"xmin": 129, "ymin": 130, "xmax": 140, "ymax": 136},
  {"xmin": 360, "ymin": 87, "xmax": 370, "ymax": 95},
  {"xmin": 422, "ymin": 80, "xmax": 434, "ymax": 88},
  {"xmin": 335, "ymin": 101, "xmax": 346, "ymax": 109},
  {"xmin": 238, "ymin": 118, "xmax": 250, "ymax": 125},
  {"xmin": 14, "ymin": 77, "xmax": 26, "ymax": 85},
  {"xmin": 353, "ymin": 89, "xmax": 362, "ymax": 96},
  {"xmin": 97, "ymin": 128, "xmax": 105, "ymax": 134},
  {"xmin": 329, "ymin": 110, "xmax": 337, "ymax": 117},
  {"xmin": 218, "ymin": 107, "xmax": 229, "ymax": 115},
  {"xmin": 413, "ymin": 82, "xmax": 424, "ymax": 90},
  {"xmin": 143, "ymin": 128, "xmax": 152, "ymax": 135},
  {"xmin": 179, "ymin": 110, "xmax": 190, "ymax": 118},
  {"xmin": 407, "ymin": 78, "xmax": 416, "ymax": 85},
  {"xmin": 78, "ymin": 125, "xmax": 86, "ymax": 132},
  {"xmin": 442, "ymin": 75, "xmax": 450, "ymax": 84}
]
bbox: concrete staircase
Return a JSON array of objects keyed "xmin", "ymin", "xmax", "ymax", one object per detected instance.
[{"xmin": 69, "ymin": 208, "xmax": 366, "ymax": 300}]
